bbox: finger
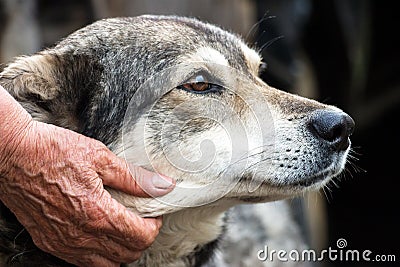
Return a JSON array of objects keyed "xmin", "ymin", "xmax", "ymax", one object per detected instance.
[
  {"xmin": 129, "ymin": 164, "xmax": 175, "ymax": 197},
  {"xmin": 106, "ymin": 198, "xmax": 163, "ymax": 250},
  {"xmin": 98, "ymin": 154, "xmax": 175, "ymax": 197},
  {"xmin": 30, "ymin": 205, "xmax": 146, "ymax": 264},
  {"xmin": 108, "ymin": 214, "xmax": 163, "ymax": 250},
  {"xmin": 86, "ymin": 190, "xmax": 162, "ymax": 250}
]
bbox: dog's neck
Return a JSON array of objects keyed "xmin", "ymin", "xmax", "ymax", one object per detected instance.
[{"xmin": 130, "ymin": 201, "xmax": 234, "ymax": 267}]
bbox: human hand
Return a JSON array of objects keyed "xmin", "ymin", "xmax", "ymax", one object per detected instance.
[{"xmin": 0, "ymin": 118, "xmax": 174, "ymax": 266}]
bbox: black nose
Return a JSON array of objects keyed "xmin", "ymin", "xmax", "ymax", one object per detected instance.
[{"xmin": 308, "ymin": 110, "xmax": 355, "ymax": 151}]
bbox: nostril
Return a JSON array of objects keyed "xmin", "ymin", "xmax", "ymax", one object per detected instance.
[
  {"xmin": 308, "ymin": 110, "xmax": 355, "ymax": 151},
  {"xmin": 328, "ymin": 123, "xmax": 346, "ymax": 142}
]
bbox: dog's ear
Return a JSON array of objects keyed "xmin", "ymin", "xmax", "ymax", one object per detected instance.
[{"xmin": 0, "ymin": 52, "xmax": 102, "ymax": 132}]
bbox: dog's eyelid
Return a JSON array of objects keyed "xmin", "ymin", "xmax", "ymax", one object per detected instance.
[
  {"xmin": 182, "ymin": 70, "xmax": 224, "ymax": 87},
  {"xmin": 177, "ymin": 75, "xmax": 224, "ymax": 94}
]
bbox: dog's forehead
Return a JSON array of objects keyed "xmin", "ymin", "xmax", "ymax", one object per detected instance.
[{"xmin": 138, "ymin": 15, "xmax": 262, "ymax": 73}]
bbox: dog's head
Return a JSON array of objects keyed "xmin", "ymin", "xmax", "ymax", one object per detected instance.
[{"xmin": 0, "ymin": 15, "xmax": 354, "ymax": 215}]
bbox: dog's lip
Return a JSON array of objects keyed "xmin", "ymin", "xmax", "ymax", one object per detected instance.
[
  {"xmin": 227, "ymin": 168, "xmax": 341, "ymax": 203},
  {"xmin": 290, "ymin": 166, "xmax": 341, "ymax": 187},
  {"xmin": 237, "ymin": 196, "xmax": 271, "ymax": 203},
  {"xmin": 238, "ymin": 165, "xmax": 340, "ymax": 190},
  {"xmin": 291, "ymin": 173, "xmax": 329, "ymax": 187}
]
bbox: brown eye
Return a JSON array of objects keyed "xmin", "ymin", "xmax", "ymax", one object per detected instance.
[
  {"xmin": 182, "ymin": 82, "xmax": 210, "ymax": 91},
  {"xmin": 182, "ymin": 75, "xmax": 209, "ymax": 91},
  {"xmin": 178, "ymin": 74, "xmax": 223, "ymax": 94},
  {"xmin": 177, "ymin": 75, "xmax": 223, "ymax": 94}
]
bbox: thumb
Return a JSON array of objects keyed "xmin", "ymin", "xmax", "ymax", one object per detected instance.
[{"xmin": 98, "ymin": 154, "xmax": 175, "ymax": 198}]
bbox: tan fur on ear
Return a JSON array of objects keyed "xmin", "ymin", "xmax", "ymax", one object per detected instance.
[
  {"xmin": 0, "ymin": 53, "xmax": 79, "ymax": 130},
  {"xmin": 1, "ymin": 53, "xmax": 59, "ymax": 100}
]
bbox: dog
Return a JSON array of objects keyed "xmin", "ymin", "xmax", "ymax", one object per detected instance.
[{"xmin": 0, "ymin": 15, "xmax": 354, "ymax": 267}]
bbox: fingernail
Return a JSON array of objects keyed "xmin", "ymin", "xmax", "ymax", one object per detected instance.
[{"xmin": 152, "ymin": 174, "xmax": 174, "ymax": 189}]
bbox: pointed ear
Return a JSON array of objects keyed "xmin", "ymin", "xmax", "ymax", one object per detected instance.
[{"xmin": 0, "ymin": 52, "xmax": 103, "ymax": 131}]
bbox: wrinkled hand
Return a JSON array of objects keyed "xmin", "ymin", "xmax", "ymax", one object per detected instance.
[{"xmin": 0, "ymin": 119, "xmax": 174, "ymax": 266}]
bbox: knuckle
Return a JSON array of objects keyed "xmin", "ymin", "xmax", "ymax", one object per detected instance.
[{"xmin": 130, "ymin": 165, "xmax": 148, "ymax": 182}]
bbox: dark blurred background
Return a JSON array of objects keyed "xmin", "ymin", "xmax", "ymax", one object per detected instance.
[{"xmin": 0, "ymin": 0, "xmax": 398, "ymax": 266}]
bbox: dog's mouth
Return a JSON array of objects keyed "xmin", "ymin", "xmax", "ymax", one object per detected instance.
[
  {"xmin": 295, "ymin": 175, "xmax": 327, "ymax": 187},
  {"xmin": 232, "ymin": 159, "xmax": 345, "ymax": 203},
  {"xmin": 291, "ymin": 169, "xmax": 338, "ymax": 187},
  {"xmin": 236, "ymin": 196, "xmax": 272, "ymax": 203}
]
